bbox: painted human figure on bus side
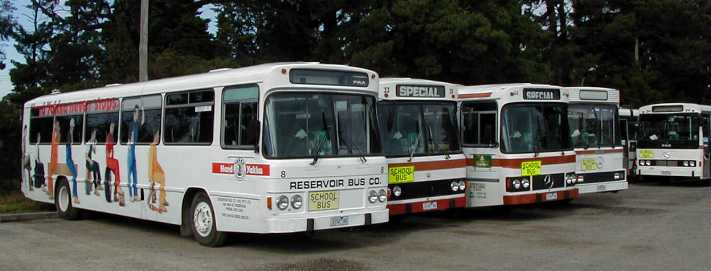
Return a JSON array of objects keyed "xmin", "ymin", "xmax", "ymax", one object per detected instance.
[
  {"xmin": 127, "ymin": 105, "xmax": 144, "ymax": 202},
  {"xmin": 33, "ymin": 134, "xmax": 45, "ymax": 189},
  {"xmin": 148, "ymin": 131, "xmax": 168, "ymax": 213},
  {"xmin": 85, "ymin": 129, "xmax": 101, "ymax": 196},
  {"xmin": 22, "ymin": 125, "xmax": 32, "ymax": 191},
  {"xmin": 46, "ymin": 119, "xmax": 60, "ymax": 198},
  {"xmin": 105, "ymin": 122, "xmax": 124, "ymax": 206},
  {"xmin": 67, "ymin": 118, "xmax": 79, "ymax": 204}
]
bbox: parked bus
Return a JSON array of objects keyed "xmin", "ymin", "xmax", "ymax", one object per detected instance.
[
  {"xmin": 565, "ymin": 87, "xmax": 627, "ymax": 194},
  {"xmin": 619, "ymin": 108, "xmax": 639, "ymax": 178},
  {"xmin": 377, "ymin": 78, "xmax": 466, "ymax": 215},
  {"xmin": 458, "ymin": 84, "xmax": 578, "ymax": 207},
  {"xmin": 636, "ymin": 103, "xmax": 711, "ymax": 180},
  {"xmin": 20, "ymin": 62, "xmax": 389, "ymax": 246}
]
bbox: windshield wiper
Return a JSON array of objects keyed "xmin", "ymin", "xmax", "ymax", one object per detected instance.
[
  {"xmin": 409, "ymin": 133, "xmax": 421, "ymax": 162},
  {"xmin": 310, "ymin": 135, "xmax": 326, "ymax": 166},
  {"xmin": 343, "ymin": 136, "xmax": 367, "ymax": 163}
]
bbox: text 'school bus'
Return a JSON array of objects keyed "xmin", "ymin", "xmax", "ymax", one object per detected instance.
[
  {"xmin": 377, "ymin": 78, "xmax": 467, "ymax": 215},
  {"xmin": 564, "ymin": 87, "xmax": 628, "ymax": 194},
  {"xmin": 457, "ymin": 84, "xmax": 579, "ymax": 207},
  {"xmin": 636, "ymin": 103, "xmax": 711, "ymax": 180},
  {"xmin": 619, "ymin": 108, "xmax": 639, "ymax": 178},
  {"xmin": 20, "ymin": 62, "xmax": 389, "ymax": 246}
]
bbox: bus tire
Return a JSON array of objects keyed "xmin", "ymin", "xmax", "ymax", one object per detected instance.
[
  {"xmin": 55, "ymin": 178, "xmax": 81, "ymax": 220},
  {"xmin": 189, "ymin": 191, "xmax": 227, "ymax": 247}
]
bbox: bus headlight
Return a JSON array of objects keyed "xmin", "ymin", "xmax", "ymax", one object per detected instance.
[
  {"xmin": 566, "ymin": 173, "xmax": 577, "ymax": 185},
  {"xmin": 513, "ymin": 180, "xmax": 521, "ymax": 189},
  {"xmin": 393, "ymin": 186, "xmax": 402, "ymax": 197},
  {"xmin": 683, "ymin": 161, "xmax": 689, "ymax": 167},
  {"xmin": 291, "ymin": 194, "xmax": 303, "ymax": 209},
  {"xmin": 378, "ymin": 189, "xmax": 387, "ymax": 203},
  {"xmin": 450, "ymin": 181, "xmax": 459, "ymax": 192},
  {"xmin": 522, "ymin": 179, "xmax": 530, "ymax": 189},
  {"xmin": 277, "ymin": 195, "xmax": 289, "ymax": 210},
  {"xmin": 368, "ymin": 190, "xmax": 378, "ymax": 203},
  {"xmin": 690, "ymin": 161, "xmax": 697, "ymax": 167},
  {"xmin": 458, "ymin": 181, "xmax": 466, "ymax": 191}
]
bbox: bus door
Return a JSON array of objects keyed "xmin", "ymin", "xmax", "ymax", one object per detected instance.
[{"xmin": 219, "ymin": 85, "xmax": 261, "ymax": 177}]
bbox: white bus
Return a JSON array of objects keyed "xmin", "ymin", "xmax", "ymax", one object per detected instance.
[
  {"xmin": 377, "ymin": 78, "xmax": 466, "ymax": 215},
  {"xmin": 20, "ymin": 62, "xmax": 389, "ymax": 246},
  {"xmin": 619, "ymin": 108, "xmax": 639, "ymax": 178},
  {"xmin": 458, "ymin": 84, "xmax": 579, "ymax": 207},
  {"xmin": 565, "ymin": 87, "xmax": 628, "ymax": 194},
  {"xmin": 636, "ymin": 103, "xmax": 711, "ymax": 179}
]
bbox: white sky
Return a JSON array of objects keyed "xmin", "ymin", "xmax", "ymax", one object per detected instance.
[{"xmin": 0, "ymin": 0, "xmax": 217, "ymax": 98}]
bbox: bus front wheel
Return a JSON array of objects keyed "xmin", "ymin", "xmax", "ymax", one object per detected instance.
[
  {"xmin": 189, "ymin": 192, "xmax": 227, "ymax": 247},
  {"xmin": 55, "ymin": 179, "xmax": 81, "ymax": 220}
]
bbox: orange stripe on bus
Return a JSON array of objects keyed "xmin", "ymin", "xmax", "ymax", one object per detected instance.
[
  {"xmin": 389, "ymin": 159, "xmax": 468, "ymax": 171},
  {"xmin": 458, "ymin": 93, "xmax": 492, "ymax": 99}
]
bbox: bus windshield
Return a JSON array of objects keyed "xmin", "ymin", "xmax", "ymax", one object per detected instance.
[
  {"xmin": 262, "ymin": 92, "xmax": 381, "ymax": 158},
  {"xmin": 568, "ymin": 104, "xmax": 619, "ymax": 148},
  {"xmin": 501, "ymin": 103, "xmax": 571, "ymax": 154},
  {"xmin": 638, "ymin": 113, "xmax": 699, "ymax": 148},
  {"xmin": 379, "ymin": 102, "xmax": 460, "ymax": 157}
]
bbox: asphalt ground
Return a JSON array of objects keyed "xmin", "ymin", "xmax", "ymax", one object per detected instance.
[{"xmin": 0, "ymin": 180, "xmax": 709, "ymax": 271}]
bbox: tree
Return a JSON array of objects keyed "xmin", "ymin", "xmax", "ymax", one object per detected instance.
[{"xmin": 0, "ymin": 0, "xmax": 14, "ymax": 70}]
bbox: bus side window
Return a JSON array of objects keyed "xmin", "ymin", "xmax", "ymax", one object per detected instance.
[
  {"xmin": 56, "ymin": 114, "xmax": 84, "ymax": 144},
  {"xmin": 461, "ymin": 102, "xmax": 497, "ymax": 146},
  {"xmin": 164, "ymin": 90, "xmax": 214, "ymax": 144},
  {"xmin": 222, "ymin": 84, "xmax": 259, "ymax": 148},
  {"xmin": 29, "ymin": 115, "xmax": 53, "ymax": 144},
  {"xmin": 122, "ymin": 95, "xmax": 163, "ymax": 144}
]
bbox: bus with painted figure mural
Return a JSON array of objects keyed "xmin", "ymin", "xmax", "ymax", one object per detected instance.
[
  {"xmin": 619, "ymin": 108, "xmax": 639, "ymax": 179},
  {"xmin": 20, "ymin": 62, "xmax": 389, "ymax": 246},
  {"xmin": 458, "ymin": 84, "xmax": 579, "ymax": 207},
  {"xmin": 636, "ymin": 103, "xmax": 711, "ymax": 180},
  {"xmin": 564, "ymin": 87, "xmax": 628, "ymax": 194},
  {"xmin": 377, "ymin": 78, "xmax": 467, "ymax": 215}
]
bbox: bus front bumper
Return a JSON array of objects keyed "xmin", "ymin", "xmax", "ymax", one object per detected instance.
[
  {"xmin": 576, "ymin": 180, "xmax": 628, "ymax": 194},
  {"xmin": 639, "ymin": 167, "xmax": 702, "ymax": 178},
  {"xmin": 265, "ymin": 209, "xmax": 389, "ymax": 233},
  {"xmin": 502, "ymin": 189, "xmax": 579, "ymax": 205}
]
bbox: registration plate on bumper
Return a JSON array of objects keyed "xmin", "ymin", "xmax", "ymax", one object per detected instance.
[
  {"xmin": 330, "ymin": 216, "xmax": 349, "ymax": 227},
  {"xmin": 422, "ymin": 201, "xmax": 438, "ymax": 211},
  {"xmin": 308, "ymin": 191, "xmax": 339, "ymax": 211},
  {"xmin": 545, "ymin": 192, "xmax": 558, "ymax": 201}
]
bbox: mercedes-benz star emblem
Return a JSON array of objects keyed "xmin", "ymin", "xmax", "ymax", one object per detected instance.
[{"xmin": 544, "ymin": 175, "xmax": 553, "ymax": 189}]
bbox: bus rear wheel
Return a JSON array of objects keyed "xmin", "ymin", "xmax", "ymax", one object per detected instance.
[
  {"xmin": 189, "ymin": 192, "xmax": 227, "ymax": 247},
  {"xmin": 55, "ymin": 179, "xmax": 81, "ymax": 220}
]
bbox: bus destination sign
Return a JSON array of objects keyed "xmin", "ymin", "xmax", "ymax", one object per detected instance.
[
  {"xmin": 396, "ymin": 85, "xmax": 446, "ymax": 98},
  {"xmin": 523, "ymin": 88, "xmax": 560, "ymax": 100}
]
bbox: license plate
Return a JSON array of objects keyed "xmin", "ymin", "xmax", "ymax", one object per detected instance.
[
  {"xmin": 308, "ymin": 191, "xmax": 339, "ymax": 211},
  {"xmin": 422, "ymin": 201, "xmax": 438, "ymax": 211},
  {"xmin": 545, "ymin": 192, "xmax": 558, "ymax": 201},
  {"xmin": 330, "ymin": 216, "xmax": 349, "ymax": 227},
  {"xmin": 661, "ymin": 171, "xmax": 672, "ymax": 176},
  {"xmin": 597, "ymin": 184, "xmax": 607, "ymax": 192},
  {"xmin": 521, "ymin": 161, "xmax": 542, "ymax": 176}
]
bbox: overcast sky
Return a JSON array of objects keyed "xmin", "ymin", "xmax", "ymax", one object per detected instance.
[{"xmin": 1, "ymin": 0, "xmax": 216, "ymax": 98}]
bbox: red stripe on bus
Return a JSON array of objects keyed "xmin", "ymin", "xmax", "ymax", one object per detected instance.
[
  {"xmin": 389, "ymin": 159, "xmax": 468, "ymax": 171},
  {"xmin": 212, "ymin": 162, "xmax": 234, "ymax": 174},
  {"xmin": 388, "ymin": 197, "xmax": 466, "ymax": 216},
  {"xmin": 575, "ymin": 149, "xmax": 624, "ymax": 155},
  {"xmin": 502, "ymin": 189, "xmax": 579, "ymax": 205},
  {"xmin": 458, "ymin": 93, "xmax": 492, "ymax": 99}
]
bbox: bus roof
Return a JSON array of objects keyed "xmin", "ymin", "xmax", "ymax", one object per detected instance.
[
  {"xmin": 379, "ymin": 77, "xmax": 458, "ymax": 101},
  {"xmin": 457, "ymin": 83, "xmax": 566, "ymax": 103},
  {"xmin": 639, "ymin": 103, "xmax": 711, "ymax": 114},
  {"xmin": 25, "ymin": 62, "xmax": 379, "ymax": 108},
  {"xmin": 564, "ymin": 86, "xmax": 620, "ymax": 104},
  {"xmin": 618, "ymin": 108, "xmax": 639, "ymax": 117}
]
